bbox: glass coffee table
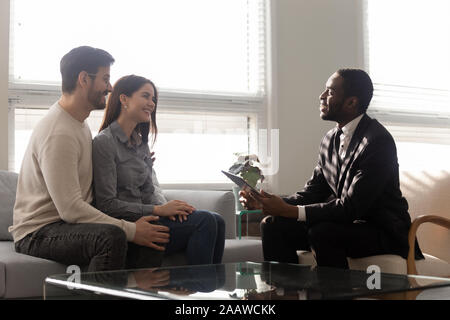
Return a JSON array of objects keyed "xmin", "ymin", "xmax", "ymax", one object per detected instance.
[{"xmin": 44, "ymin": 261, "xmax": 450, "ymax": 300}]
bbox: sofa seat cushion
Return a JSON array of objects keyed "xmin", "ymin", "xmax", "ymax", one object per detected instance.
[
  {"xmin": 297, "ymin": 250, "xmax": 450, "ymax": 278},
  {"xmin": 0, "ymin": 260, "xmax": 5, "ymax": 298},
  {"xmin": 0, "ymin": 238, "xmax": 263, "ymax": 298},
  {"xmin": 0, "ymin": 241, "xmax": 67, "ymax": 299},
  {"xmin": 222, "ymin": 239, "xmax": 263, "ymax": 263},
  {"xmin": 162, "ymin": 239, "xmax": 263, "ymax": 267}
]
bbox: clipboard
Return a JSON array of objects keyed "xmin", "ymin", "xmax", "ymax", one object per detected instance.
[{"xmin": 221, "ymin": 170, "xmax": 261, "ymax": 195}]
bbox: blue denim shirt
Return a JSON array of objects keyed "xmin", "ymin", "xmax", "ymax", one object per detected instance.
[{"xmin": 92, "ymin": 121, "xmax": 167, "ymax": 220}]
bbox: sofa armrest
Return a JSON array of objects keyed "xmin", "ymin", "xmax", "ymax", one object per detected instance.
[
  {"xmin": 162, "ymin": 190, "xmax": 236, "ymax": 239},
  {"xmin": 0, "ymin": 260, "xmax": 5, "ymax": 298}
]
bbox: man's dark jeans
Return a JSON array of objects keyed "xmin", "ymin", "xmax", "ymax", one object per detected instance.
[{"xmin": 15, "ymin": 220, "xmax": 164, "ymax": 272}]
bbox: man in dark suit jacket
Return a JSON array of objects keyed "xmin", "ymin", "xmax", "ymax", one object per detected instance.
[{"xmin": 241, "ymin": 69, "xmax": 423, "ymax": 268}]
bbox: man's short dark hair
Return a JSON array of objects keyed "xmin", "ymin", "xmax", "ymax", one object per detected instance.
[
  {"xmin": 336, "ymin": 68, "xmax": 373, "ymax": 113},
  {"xmin": 60, "ymin": 46, "xmax": 115, "ymax": 93}
]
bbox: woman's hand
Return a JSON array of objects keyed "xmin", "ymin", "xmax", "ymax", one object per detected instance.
[
  {"xmin": 169, "ymin": 214, "xmax": 190, "ymax": 223},
  {"xmin": 154, "ymin": 200, "xmax": 195, "ymax": 222}
]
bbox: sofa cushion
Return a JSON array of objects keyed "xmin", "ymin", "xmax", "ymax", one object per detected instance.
[
  {"xmin": 0, "ymin": 171, "xmax": 18, "ymax": 241},
  {"xmin": 163, "ymin": 239, "xmax": 263, "ymax": 267},
  {"xmin": 0, "ymin": 260, "xmax": 5, "ymax": 298},
  {"xmin": 222, "ymin": 239, "xmax": 263, "ymax": 263},
  {"xmin": 0, "ymin": 238, "xmax": 263, "ymax": 298},
  {"xmin": 0, "ymin": 241, "xmax": 67, "ymax": 299}
]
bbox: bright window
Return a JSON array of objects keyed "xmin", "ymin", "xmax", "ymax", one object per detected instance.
[
  {"xmin": 365, "ymin": 0, "xmax": 450, "ymax": 122},
  {"xmin": 9, "ymin": 0, "xmax": 267, "ymax": 184},
  {"xmin": 364, "ymin": 0, "xmax": 450, "ymax": 171},
  {"xmin": 15, "ymin": 109, "xmax": 254, "ymax": 184},
  {"xmin": 10, "ymin": 0, "xmax": 265, "ymax": 96}
]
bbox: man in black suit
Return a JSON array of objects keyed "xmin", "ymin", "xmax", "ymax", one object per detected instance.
[{"xmin": 241, "ymin": 69, "xmax": 423, "ymax": 268}]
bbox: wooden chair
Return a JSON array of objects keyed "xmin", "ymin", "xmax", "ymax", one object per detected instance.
[{"xmin": 407, "ymin": 214, "xmax": 450, "ymax": 275}]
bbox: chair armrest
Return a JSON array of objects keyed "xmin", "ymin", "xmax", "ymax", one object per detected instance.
[
  {"xmin": 162, "ymin": 189, "xmax": 236, "ymax": 239},
  {"xmin": 407, "ymin": 215, "xmax": 450, "ymax": 275}
]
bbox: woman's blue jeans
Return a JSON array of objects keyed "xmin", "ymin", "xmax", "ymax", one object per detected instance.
[{"xmin": 160, "ymin": 210, "xmax": 225, "ymax": 265}]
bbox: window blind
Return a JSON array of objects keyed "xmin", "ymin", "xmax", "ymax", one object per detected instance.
[
  {"xmin": 364, "ymin": 0, "xmax": 450, "ymax": 125},
  {"xmin": 7, "ymin": 0, "xmax": 267, "ymax": 179},
  {"xmin": 9, "ymin": 0, "xmax": 266, "ymax": 100}
]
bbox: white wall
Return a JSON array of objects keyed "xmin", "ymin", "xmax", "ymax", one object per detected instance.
[
  {"xmin": 267, "ymin": 0, "xmax": 364, "ymax": 195},
  {"xmin": 0, "ymin": 0, "xmax": 10, "ymax": 170}
]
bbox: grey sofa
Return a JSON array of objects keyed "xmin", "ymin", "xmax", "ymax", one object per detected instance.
[{"xmin": 0, "ymin": 170, "xmax": 262, "ymax": 299}]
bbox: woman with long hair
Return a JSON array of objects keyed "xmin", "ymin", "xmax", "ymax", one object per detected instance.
[{"xmin": 92, "ymin": 75, "xmax": 225, "ymax": 267}]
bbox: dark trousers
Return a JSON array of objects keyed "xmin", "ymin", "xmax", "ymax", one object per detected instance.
[
  {"xmin": 161, "ymin": 210, "xmax": 225, "ymax": 265},
  {"xmin": 260, "ymin": 216, "xmax": 391, "ymax": 269},
  {"xmin": 15, "ymin": 220, "xmax": 163, "ymax": 272},
  {"xmin": 118, "ymin": 210, "xmax": 226, "ymax": 265}
]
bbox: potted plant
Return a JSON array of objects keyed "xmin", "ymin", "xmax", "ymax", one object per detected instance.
[{"xmin": 228, "ymin": 153, "xmax": 265, "ymax": 211}]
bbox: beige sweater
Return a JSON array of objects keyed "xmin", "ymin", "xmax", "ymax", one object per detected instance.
[{"xmin": 9, "ymin": 102, "xmax": 136, "ymax": 242}]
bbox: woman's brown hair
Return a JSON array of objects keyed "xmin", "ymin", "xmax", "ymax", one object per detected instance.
[{"xmin": 99, "ymin": 75, "xmax": 158, "ymax": 145}]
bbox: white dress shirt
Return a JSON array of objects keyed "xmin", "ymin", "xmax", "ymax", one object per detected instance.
[{"xmin": 296, "ymin": 114, "xmax": 364, "ymax": 222}]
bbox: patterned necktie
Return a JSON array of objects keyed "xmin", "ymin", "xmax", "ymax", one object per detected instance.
[{"xmin": 334, "ymin": 129, "xmax": 343, "ymax": 167}]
